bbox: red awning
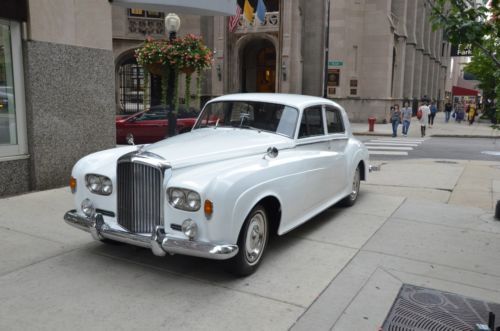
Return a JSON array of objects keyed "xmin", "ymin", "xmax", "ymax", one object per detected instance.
[{"xmin": 452, "ymin": 86, "xmax": 479, "ymax": 96}]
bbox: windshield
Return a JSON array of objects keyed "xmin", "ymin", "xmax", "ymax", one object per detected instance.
[{"xmin": 194, "ymin": 101, "xmax": 299, "ymax": 138}]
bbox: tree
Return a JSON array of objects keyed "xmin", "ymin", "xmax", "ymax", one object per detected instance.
[{"xmin": 428, "ymin": 0, "xmax": 500, "ymax": 121}]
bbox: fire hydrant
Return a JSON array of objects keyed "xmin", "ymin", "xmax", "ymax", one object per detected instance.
[{"xmin": 368, "ymin": 117, "xmax": 376, "ymax": 132}]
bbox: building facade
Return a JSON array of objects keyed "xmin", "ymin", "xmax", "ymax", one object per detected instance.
[
  {"xmin": 113, "ymin": 0, "xmax": 451, "ymax": 120},
  {"xmin": 0, "ymin": 0, "xmax": 116, "ymax": 197}
]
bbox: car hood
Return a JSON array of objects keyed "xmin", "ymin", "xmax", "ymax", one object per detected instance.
[{"xmin": 144, "ymin": 128, "xmax": 294, "ymax": 168}]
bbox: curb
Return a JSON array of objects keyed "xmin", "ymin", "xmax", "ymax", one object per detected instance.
[{"xmin": 353, "ymin": 132, "xmax": 499, "ymax": 139}]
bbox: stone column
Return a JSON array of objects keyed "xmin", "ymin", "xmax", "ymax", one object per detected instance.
[
  {"xmin": 393, "ymin": 36, "xmax": 407, "ymax": 99},
  {"xmin": 279, "ymin": 0, "xmax": 293, "ymax": 93},
  {"xmin": 413, "ymin": 0, "xmax": 425, "ymax": 100},
  {"xmin": 403, "ymin": 0, "xmax": 417, "ymax": 100},
  {"xmin": 212, "ymin": 16, "xmax": 225, "ymax": 97},
  {"xmin": 300, "ymin": 0, "xmax": 326, "ymax": 96}
]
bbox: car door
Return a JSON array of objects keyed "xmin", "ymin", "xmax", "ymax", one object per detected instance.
[
  {"xmin": 293, "ymin": 104, "xmax": 332, "ymax": 212},
  {"xmin": 324, "ymin": 105, "xmax": 349, "ymax": 198}
]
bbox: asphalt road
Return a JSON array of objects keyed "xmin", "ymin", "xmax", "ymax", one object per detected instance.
[{"xmin": 356, "ymin": 136, "xmax": 500, "ymax": 161}]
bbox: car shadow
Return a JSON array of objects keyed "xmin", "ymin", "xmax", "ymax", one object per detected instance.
[{"xmin": 85, "ymin": 195, "xmax": 361, "ymax": 282}]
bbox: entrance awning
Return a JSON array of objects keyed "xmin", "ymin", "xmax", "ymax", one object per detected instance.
[
  {"xmin": 452, "ymin": 86, "xmax": 479, "ymax": 96},
  {"xmin": 111, "ymin": 0, "xmax": 236, "ymax": 16}
]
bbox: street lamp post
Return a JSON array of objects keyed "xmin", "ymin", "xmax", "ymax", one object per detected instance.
[{"xmin": 165, "ymin": 13, "xmax": 181, "ymax": 138}]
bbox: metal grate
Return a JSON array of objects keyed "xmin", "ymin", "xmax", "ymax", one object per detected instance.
[
  {"xmin": 117, "ymin": 162, "xmax": 162, "ymax": 233},
  {"xmin": 382, "ymin": 284, "xmax": 500, "ymax": 331}
]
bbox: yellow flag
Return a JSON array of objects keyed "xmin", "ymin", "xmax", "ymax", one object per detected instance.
[{"xmin": 243, "ymin": 0, "xmax": 254, "ymax": 23}]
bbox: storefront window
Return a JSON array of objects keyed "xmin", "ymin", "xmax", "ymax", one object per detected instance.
[
  {"xmin": 0, "ymin": 23, "xmax": 17, "ymax": 145},
  {"xmin": 0, "ymin": 20, "xmax": 26, "ymax": 158}
]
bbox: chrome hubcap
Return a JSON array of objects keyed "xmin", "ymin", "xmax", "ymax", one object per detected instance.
[
  {"xmin": 350, "ymin": 168, "xmax": 360, "ymax": 200},
  {"xmin": 244, "ymin": 211, "xmax": 267, "ymax": 265}
]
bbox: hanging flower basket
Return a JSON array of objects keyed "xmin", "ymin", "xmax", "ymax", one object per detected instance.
[
  {"xmin": 145, "ymin": 63, "xmax": 167, "ymax": 76},
  {"xmin": 134, "ymin": 34, "xmax": 213, "ymax": 112}
]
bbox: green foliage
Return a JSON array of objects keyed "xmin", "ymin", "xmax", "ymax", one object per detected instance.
[{"xmin": 429, "ymin": 0, "xmax": 500, "ymax": 124}]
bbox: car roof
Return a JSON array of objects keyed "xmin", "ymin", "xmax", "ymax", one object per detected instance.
[{"xmin": 208, "ymin": 93, "xmax": 344, "ymax": 110}]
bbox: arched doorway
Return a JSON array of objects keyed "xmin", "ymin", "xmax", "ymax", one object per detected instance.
[
  {"xmin": 115, "ymin": 52, "xmax": 162, "ymax": 114},
  {"xmin": 241, "ymin": 39, "xmax": 276, "ymax": 93}
]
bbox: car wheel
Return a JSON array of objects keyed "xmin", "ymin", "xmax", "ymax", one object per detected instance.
[
  {"xmin": 340, "ymin": 165, "xmax": 361, "ymax": 207},
  {"xmin": 228, "ymin": 205, "xmax": 269, "ymax": 276}
]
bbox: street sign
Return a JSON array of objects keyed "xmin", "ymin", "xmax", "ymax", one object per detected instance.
[
  {"xmin": 450, "ymin": 44, "xmax": 473, "ymax": 57},
  {"xmin": 328, "ymin": 60, "xmax": 343, "ymax": 67}
]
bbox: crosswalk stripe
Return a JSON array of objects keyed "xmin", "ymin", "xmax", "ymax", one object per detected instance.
[
  {"xmin": 368, "ymin": 151, "xmax": 409, "ymax": 156},
  {"xmin": 365, "ymin": 142, "xmax": 418, "ymax": 147},
  {"xmin": 369, "ymin": 140, "xmax": 425, "ymax": 144},
  {"xmin": 367, "ymin": 146, "xmax": 413, "ymax": 150}
]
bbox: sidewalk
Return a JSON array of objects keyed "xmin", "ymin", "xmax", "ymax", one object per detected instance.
[
  {"xmin": 351, "ymin": 111, "xmax": 500, "ymax": 138},
  {"xmin": 0, "ymin": 158, "xmax": 499, "ymax": 330}
]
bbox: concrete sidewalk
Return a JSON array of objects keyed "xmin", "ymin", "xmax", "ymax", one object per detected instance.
[
  {"xmin": 351, "ymin": 111, "xmax": 500, "ymax": 138},
  {"xmin": 0, "ymin": 158, "xmax": 499, "ymax": 330}
]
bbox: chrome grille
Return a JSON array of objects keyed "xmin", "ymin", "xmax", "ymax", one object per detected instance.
[{"xmin": 117, "ymin": 161, "xmax": 162, "ymax": 233}]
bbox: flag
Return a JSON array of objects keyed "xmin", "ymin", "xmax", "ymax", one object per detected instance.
[
  {"xmin": 255, "ymin": 0, "xmax": 267, "ymax": 23},
  {"xmin": 243, "ymin": 0, "xmax": 254, "ymax": 23},
  {"xmin": 228, "ymin": 4, "xmax": 242, "ymax": 32}
]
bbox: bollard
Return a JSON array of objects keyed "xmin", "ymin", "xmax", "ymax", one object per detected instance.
[
  {"xmin": 368, "ymin": 117, "xmax": 376, "ymax": 132},
  {"xmin": 495, "ymin": 200, "xmax": 500, "ymax": 221}
]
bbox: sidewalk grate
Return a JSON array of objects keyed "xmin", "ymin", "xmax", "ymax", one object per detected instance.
[{"xmin": 382, "ymin": 284, "xmax": 500, "ymax": 331}]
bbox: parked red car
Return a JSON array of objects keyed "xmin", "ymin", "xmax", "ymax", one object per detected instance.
[{"xmin": 116, "ymin": 105, "xmax": 199, "ymax": 144}]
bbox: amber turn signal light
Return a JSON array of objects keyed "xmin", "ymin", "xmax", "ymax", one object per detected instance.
[
  {"xmin": 204, "ymin": 199, "xmax": 213, "ymax": 216},
  {"xmin": 69, "ymin": 176, "xmax": 77, "ymax": 193}
]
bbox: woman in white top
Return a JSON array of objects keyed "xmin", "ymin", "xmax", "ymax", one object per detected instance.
[{"xmin": 418, "ymin": 102, "xmax": 430, "ymax": 137}]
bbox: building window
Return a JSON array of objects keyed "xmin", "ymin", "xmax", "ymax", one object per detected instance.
[
  {"xmin": 127, "ymin": 8, "xmax": 165, "ymax": 35},
  {"xmin": 0, "ymin": 20, "xmax": 27, "ymax": 159}
]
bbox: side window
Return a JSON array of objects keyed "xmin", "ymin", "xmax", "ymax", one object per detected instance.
[
  {"xmin": 325, "ymin": 106, "xmax": 345, "ymax": 134},
  {"xmin": 298, "ymin": 106, "xmax": 325, "ymax": 138}
]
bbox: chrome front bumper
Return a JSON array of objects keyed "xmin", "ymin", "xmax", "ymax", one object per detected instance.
[{"xmin": 64, "ymin": 210, "xmax": 239, "ymax": 260}]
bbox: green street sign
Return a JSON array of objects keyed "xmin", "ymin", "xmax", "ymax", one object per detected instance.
[{"xmin": 328, "ymin": 60, "xmax": 343, "ymax": 67}]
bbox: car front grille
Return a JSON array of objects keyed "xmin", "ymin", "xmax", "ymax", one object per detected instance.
[{"xmin": 117, "ymin": 161, "xmax": 162, "ymax": 233}]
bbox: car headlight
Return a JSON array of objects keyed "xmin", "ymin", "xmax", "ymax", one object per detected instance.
[
  {"xmin": 168, "ymin": 188, "xmax": 201, "ymax": 211},
  {"xmin": 85, "ymin": 174, "xmax": 113, "ymax": 195}
]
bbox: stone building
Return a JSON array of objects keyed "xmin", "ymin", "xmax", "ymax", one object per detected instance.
[{"xmin": 113, "ymin": 0, "xmax": 451, "ymax": 120}]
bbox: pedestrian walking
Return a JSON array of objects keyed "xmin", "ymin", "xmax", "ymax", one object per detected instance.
[
  {"xmin": 429, "ymin": 101, "xmax": 437, "ymax": 127},
  {"xmin": 456, "ymin": 102, "xmax": 465, "ymax": 123},
  {"xmin": 417, "ymin": 101, "xmax": 430, "ymax": 137},
  {"xmin": 401, "ymin": 101, "xmax": 412, "ymax": 136},
  {"xmin": 390, "ymin": 104, "xmax": 402, "ymax": 137},
  {"xmin": 468, "ymin": 103, "xmax": 477, "ymax": 125},
  {"xmin": 444, "ymin": 99, "xmax": 452, "ymax": 122}
]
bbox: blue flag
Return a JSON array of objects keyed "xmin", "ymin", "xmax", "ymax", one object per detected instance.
[{"xmin": 256, "ymin": 0, "xmax": 267, "ymax": 23}]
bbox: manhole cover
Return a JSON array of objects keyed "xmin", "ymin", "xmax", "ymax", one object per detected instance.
[
  {"xmin": 382, "ymin": 284, "xmax": 500, "ymax": 331},
  {"xmin": 435, "ymin": 160, "xmax": 459, "ymax": 164}
]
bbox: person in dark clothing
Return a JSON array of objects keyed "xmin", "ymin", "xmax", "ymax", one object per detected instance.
[
  {"xmin": 429, "ymin": 101, "xmax": 437, "ymax": 127},
  {"xmin": 444, "ymin": 99, "xmax": 452, "ymax": 122}
]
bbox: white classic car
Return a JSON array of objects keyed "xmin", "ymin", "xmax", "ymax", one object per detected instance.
[{"xmin": 65, "ymin": 93, "xmax": 369, "ymax": 275}]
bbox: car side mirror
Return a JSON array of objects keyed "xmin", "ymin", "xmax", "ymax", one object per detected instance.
[
  {"xmin": 126, "ymin": 133, "xmax": 135, "ymax": 145},
  {"xmin": 264, "ymin": 147, "xmax": 278, "ymax": 159}
]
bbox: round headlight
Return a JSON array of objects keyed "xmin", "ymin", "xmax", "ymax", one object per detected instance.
[
  {"xmin": 81, "ymin": 199, "xmax": 95, "ymax": 217},
  {"xmin": 181, "ymin": 219, "xmax": 198, "ymax": 239},
  {"xmin": 170, "ymin": 189, "xmax": 185, "ymax": 207},
  {"xmin": 101, "ymin": 178, "xmax": 113, "ymax": 195},
  {"xmin": 87, "ymin": 175, "xmax": 102, "ymax": 193},
  {"xmin": 186, "ymin": 191, "xmax": 201, "ymax": 210}
]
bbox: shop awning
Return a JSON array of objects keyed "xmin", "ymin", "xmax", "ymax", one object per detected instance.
[
  {"xmin": 452, "ymin": 86, "xmax": 479, "ymax": 96},
  {"xmin": 111, "ymin": 0, "xmax": 236, "ymax": 16}
]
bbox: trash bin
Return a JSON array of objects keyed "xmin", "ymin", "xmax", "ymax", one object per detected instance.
[{"xmin": 368, "ymin": 117, "xmax": 376, "ymax": 132}]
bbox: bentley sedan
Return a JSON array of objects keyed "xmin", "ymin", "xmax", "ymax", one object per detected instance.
[
  {"xmin": 116, "ymin": 105, "xmax": 198, "ymax": 144},
  {"xmin": 65, "ymin": 94, "xmax": 369, "ymax": 276}
]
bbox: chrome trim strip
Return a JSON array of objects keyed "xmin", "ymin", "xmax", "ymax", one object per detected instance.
[{"xmin": 64, "ymin": 211, "xmax": 239, "ymax": 260}]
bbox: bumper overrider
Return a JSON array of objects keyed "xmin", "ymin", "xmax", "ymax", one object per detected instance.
[{"xmin": 64, "ymin": 210, "xmax": 239, "ymax": 260}]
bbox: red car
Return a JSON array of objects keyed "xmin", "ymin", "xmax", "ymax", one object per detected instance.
[{"xmin": 116, "ymin": 106, "xmax": 198, "ymax": 144}]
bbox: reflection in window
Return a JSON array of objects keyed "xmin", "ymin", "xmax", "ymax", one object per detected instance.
[
  {"xmin": 0, "ymin": 23, "xmax": 17, "ymax": 146},
  {"xmin": 299, "ymin": 106, "xmax": 324, "ymax": 138},
  {"xmin": 325, "ymin": 107, "xmax": 345, "ymax": 133}
]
